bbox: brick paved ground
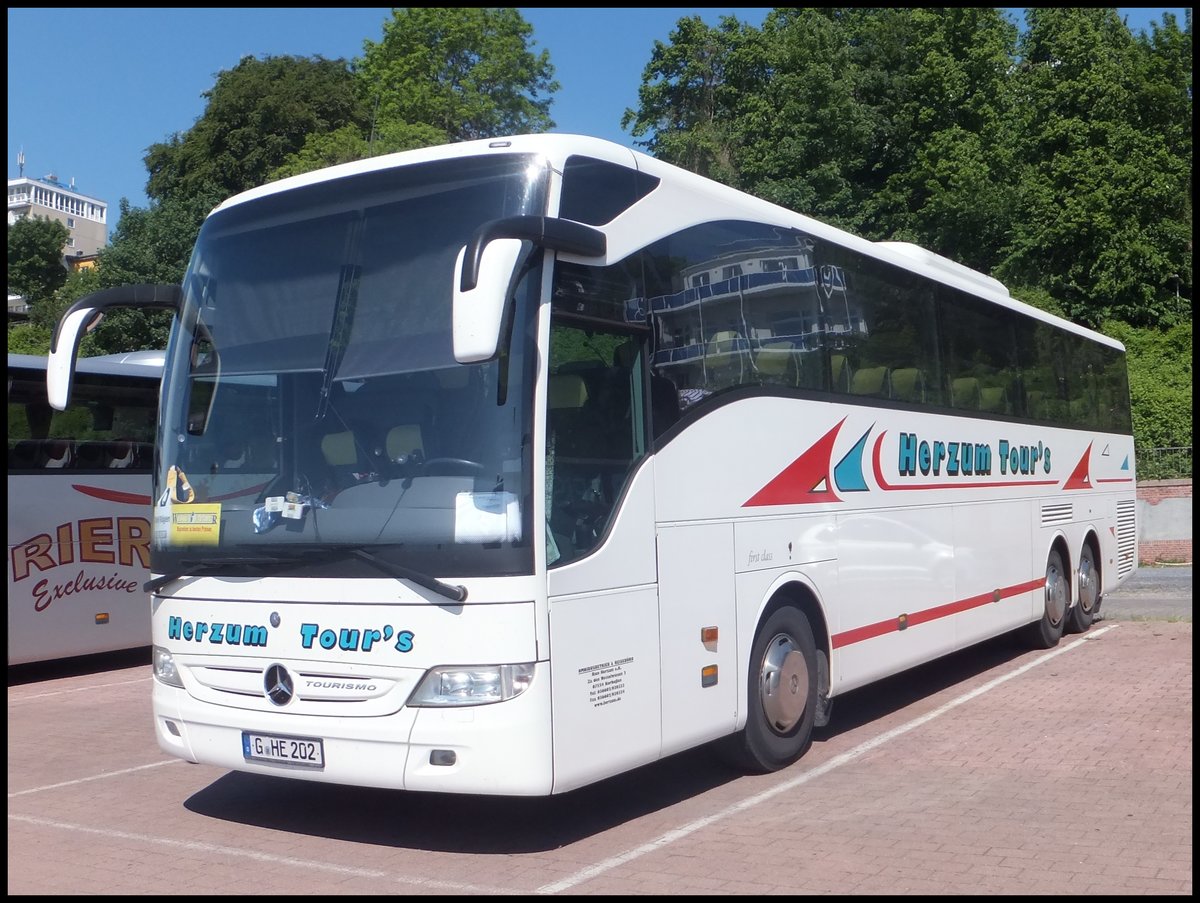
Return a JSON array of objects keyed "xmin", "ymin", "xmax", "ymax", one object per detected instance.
[{"xmin": 8, "ymin": 612, "xmax": 1190, "ymax": 895}]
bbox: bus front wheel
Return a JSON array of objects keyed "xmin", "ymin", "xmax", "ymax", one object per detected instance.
[
  {"xmin": 1027, "ymin": 548, "xmax": 1069, "ymax": 649},
  {"xmin": 719, "ymin": 606, "xmax": 818, "ymax": 774}
]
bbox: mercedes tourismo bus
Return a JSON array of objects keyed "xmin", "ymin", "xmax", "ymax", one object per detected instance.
[
  {"xmin": 8, "ymin": 351, "xmax": 162, "ymax": 665},
  {"xmin": 46, "ymin": 134, "xmax": 1138, "ymax": 794}
]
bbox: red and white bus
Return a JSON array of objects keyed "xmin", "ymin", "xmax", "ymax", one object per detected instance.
[
  {"xmin": 47, "ymin": 134, "xmax": 1137, "ymax": 793},
  {"xmin": 8, "ymin": 351, "xmax": 161, "ymax": 665}
]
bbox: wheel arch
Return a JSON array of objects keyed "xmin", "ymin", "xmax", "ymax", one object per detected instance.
[{"xmin": 756, "ymin": 573, "xmax": 831, "ymax": 669}]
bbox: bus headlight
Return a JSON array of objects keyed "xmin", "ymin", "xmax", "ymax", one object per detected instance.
[
  {"xmin": 409, "ymin": 663, "xmax": 535, "ymax": 707},
  {"xmin": 153, "ymin": 646, "xmax": 184, "ymax": 688}
]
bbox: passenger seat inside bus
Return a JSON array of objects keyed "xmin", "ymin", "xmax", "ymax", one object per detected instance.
[
  {"xmin": 754, "ymin": 340, "xmax": 799, "ymax": 387},
  {"xmin": 890, "ymin": 368, "xmax": 926, "ymax": 403},
  {"xmin": 74, "ymin": 440, "xmax": 109, "ymax": 469},
  {"xmin": 951, "ymin": 377, "xmax": 981, "ymax": 410},
  {"xmin": 850, "ymin": 366, "xmax": 892, "ymax": 398},
  {"xmin": 830, "ymin": 354, "xmax": 853, "ymax": 392},
  {"xmin": 42, "ymin": 438, "xmax": 75, "ymax": 469}
]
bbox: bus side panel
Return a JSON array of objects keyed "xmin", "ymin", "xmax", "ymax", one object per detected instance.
[
  {"xmin": 8, "ymin": 474, "xmax": 152, "ymax": 665},
  {"xmin": 952, "ymin": 500, "xmax": 1037, "ymax": 649},
  {"xmin": 657, "ymin": 523, "xmax": 738, "ymax": 758},
  {"xmin": 834, "ymin": 506, "xmax": 956, "ymax": 691},
  {"xmin": 547, "ymin": 586, "xmax": 661, "ymax": 794}
]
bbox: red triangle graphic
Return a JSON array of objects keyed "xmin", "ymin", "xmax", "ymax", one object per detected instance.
[
  {"xmin": 744, "ymin": 419, "xmax": 845, "ymax": 507},
  {"xmin": 1063, "ymin": 443, "xmax": 1093, "ymax": 491}
]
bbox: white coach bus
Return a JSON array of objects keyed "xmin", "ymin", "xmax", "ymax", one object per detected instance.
[
  {"xmin": 8, "ymin": 351, "xmax": 161, "ymax": 665},
  {"xmin": 46, "ymin": 134, "xmax": 1137, "ymax": 794}
]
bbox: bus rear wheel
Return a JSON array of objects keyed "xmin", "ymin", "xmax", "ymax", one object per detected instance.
[
  {"xmin": 1068, "ymin": 543, "xmax": 1099, "ymax": 633},
  {"xmin": 1027, "ymin": 548, "xmax": 1069, "ymax": 649},
  {"xmin": 718, "ymin": 606, "xmax": 818, "ymax": 774}
]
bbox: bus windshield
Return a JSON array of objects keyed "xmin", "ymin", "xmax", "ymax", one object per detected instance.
[{"xmin": 152, "ymin": 153, "xmax": 548, "ymax": 579}]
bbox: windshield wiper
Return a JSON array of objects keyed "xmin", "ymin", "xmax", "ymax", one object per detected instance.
[
  {"xmin": 144, "ymin": 548, "xmax": 468, "ymax": 602},
  {"xmin": 144, "ymin": 556, "xmax": 300, "ymax": 594},
  {"xmin": 345, "ymin": 547, "xmax": 467, "ymax": 602}
]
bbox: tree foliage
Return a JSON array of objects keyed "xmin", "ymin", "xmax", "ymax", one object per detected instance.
[
  {"xmin": 9, "ymin": 8, "xmax": 1190, "ymax": 469},
  {"xmin": 621, "ymin": 7, "xmax": 1192, "ymax": 464},
  {"xmin": 144, "ymin": 55, "xmax": 366, "ymax": 204},
  {"xmin": 8, "ymin": 217, "xmax": 70, "ymax": 302},
  {"xmin": 355, "ymin": 8, "xmax": 557, "ymax": 144}
]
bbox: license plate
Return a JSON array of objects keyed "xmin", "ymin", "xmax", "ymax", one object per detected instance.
[{"xmin": 242, "ymin": 731, "xmax": 325, "ymax": 768}]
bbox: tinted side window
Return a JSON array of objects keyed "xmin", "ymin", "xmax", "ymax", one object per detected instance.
[{"xmin": 559, "ymin": 156, "xmax": 659, "ymax": 226}]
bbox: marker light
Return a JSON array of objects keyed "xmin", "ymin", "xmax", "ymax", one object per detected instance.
[{"xmin": 409, "ymin": 663, "xmax": 535, "ymax": 707}]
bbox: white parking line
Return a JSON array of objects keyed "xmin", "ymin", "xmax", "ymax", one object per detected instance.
[
  {"xmin": 8, "ymin": 674, "xmax": 151, "ymax": 702},
  {"xmin": 536, "ymin": 624, "xmax": 1120, "ymax": 894},
  {"xmin": 8, "ymin": 759, "xmax": 182, "ymax": 798},
  {"xmin": 7, "ymin": 812, "xmax": 518, "ymax": 894}
]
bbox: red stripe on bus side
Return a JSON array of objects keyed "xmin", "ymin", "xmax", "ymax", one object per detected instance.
[
  {"xmin": 831, "ymin": 577, "xmax": 1047, "ymax": 649},
  {"xmin": 71, "ymin": 484, "xmax": 152, "ymax": 505}
]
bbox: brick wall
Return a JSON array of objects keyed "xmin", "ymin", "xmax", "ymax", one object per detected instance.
[{"xmin": 1136, "ymin": 479, "xmax": 1192, "ymax": 565}]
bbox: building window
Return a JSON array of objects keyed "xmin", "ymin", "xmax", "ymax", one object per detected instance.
[{"xmin": 67, "ymin": 217, "xmax": 75, "ymax": 227}]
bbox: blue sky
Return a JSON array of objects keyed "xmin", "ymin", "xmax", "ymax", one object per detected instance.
[{"xmin": 7, "ymin": 8, "xmax": 1188, "ymax": 236}]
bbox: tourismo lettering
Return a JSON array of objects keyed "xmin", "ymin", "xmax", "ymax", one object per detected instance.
[
  {"xmin": 167, "ymin": 615, "xmax": 269, "ymax": 647},
  {"xmin": 897, "ymin": 433, "xmax": 993, "ymax": 477},
  {"xmin": 10, "ymin": 517, "xmax": 151, "ymax": 582}
]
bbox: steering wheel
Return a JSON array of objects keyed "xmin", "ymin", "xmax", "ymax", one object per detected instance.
[{"xmin": 421, "ymin": 457, "xmax": 486, "ymax": 476}]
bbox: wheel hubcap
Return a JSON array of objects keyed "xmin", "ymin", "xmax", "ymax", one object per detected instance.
[
  {"xmin": 1078, "ymin": 554, "xmax": 1098, "ymax": 615},
  {"xmin": 1045, "ymin": 560, "xmax": 1068, "ymax": 625},
  {"xmin": 759, "ymin": 633, "xmax": 809, "ymax": 733}
]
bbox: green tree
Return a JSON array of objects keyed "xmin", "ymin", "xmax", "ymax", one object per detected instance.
[
  {"xmin": 620, "ymin": 15, "xmax": 760, "ymax": 183},
  {"xmin": 1106, "ymin": 320, "xmax": 1193, "ymax": 474},
  {"xmin": 996, "ymin": 8, "xmax": 1191, "ymax": 328},
  {"xmin": 8, "ymin": 217, "xmax": 70, "ymax": 302},
  {"xmin": 728, "ymin": 9, "xmax": 872, "ymax": 231},
  {"xmin": 354, "ymin": 8, "xmax": 557, "ymax": 147},
  {"xmin": 145, "ymin": 55, "xmax": 365, "ymax": 204}
]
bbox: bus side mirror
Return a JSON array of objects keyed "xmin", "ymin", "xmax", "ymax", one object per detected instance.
[
  {"xmin": 451, "ymin": 216, "xmax": 606, "ymax": 364},
  {"xmin": 48, "ymin": 304, "xmax": 104, "ymax": 410},
  {"xmin": 47, "ymin": 284, "xmax": 181, "ymax": 410},
  {"xmin": 452, "ymin": 239, "xmax": 524, "ymax": 364}
]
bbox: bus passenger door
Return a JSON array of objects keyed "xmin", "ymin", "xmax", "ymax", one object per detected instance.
[
  {"xmin": 547, "ymin": 466, "xmax": 661, "ymax": 794},
  {"xmin": 546, "ymin": 324, "xmax": 663, "ymax": 794}
]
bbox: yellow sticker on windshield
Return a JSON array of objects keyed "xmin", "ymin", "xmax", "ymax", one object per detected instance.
[{"xmin": 169, "ymin": 503, "xmax": 221, "ymax": 545}]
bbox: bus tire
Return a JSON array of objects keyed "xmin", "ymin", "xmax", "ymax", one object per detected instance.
[
  {"xmin": 719, "ymin": 606, "xmax": 818, "ymax": 774},
  {"xmin": 1027, "ymin": 548, "xmax": 1069, "ymax": 649},
  {"xmin": 1068, "ymin": 542, "xmax": 1099, "ymax": 633}
]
